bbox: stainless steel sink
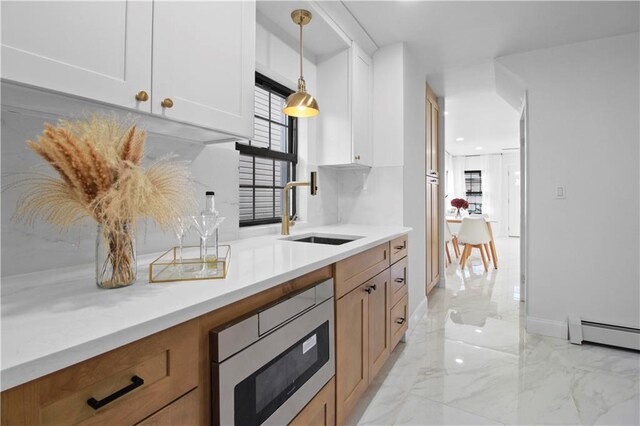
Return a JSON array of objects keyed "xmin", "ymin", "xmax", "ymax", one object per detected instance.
[{"xmin": 281, "ymin": 233, "xmax": 362, "ymax": 246}]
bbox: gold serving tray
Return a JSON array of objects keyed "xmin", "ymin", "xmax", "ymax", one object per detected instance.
[{"xmin": 149, "ymin": 245, "xmax": 230, "ymax": 283}]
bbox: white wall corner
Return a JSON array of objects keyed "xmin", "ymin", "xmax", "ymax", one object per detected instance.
[
  {"xmin": 526, "ymin": 316, "xmax": 568, "ymax": 340},
  {"xmin": 407, "ymin": 297, "xmax": 428, "ymax": 335}
]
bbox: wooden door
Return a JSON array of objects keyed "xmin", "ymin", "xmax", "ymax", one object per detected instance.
[
  {"xmin": 152, "ymin": 1, "xmax": 255, "ymax": 137},
  {"xmin": 425, "ymin": 83, "xmax": 441, "ymax": 295},
  {"xmin": 351, "ymin": 43, "xmax": 373, "ymax": 167},
  {"xmin": 431, "ymin": 103, "xmax": 440, "ymax": 176},
  {"xmin": 367, "ymin": 270, "xmax": 391, "ymax": 382},
  {"xmin": 430, "ymin": 181, "xmax": 440, "ymax": 290},
  {"xmin": 425, "ymin": 97, "xmax": 433, "ymax": 175},
  {"xmin": 336, "ymin": 283, "xmax": 369, "ymax": 424},
  {"xmin": 1, "ymin": 1, "xmax": 152, "ymax": 112}
]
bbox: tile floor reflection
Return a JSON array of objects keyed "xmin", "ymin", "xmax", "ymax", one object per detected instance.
[{"xmin": 347, "ymin": 237, "xmax": 640, "ymax": 425}]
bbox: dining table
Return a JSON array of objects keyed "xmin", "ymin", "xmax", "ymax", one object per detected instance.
[{"xmin": 446, "ymin": 216, "xmax": 498, "ymax": 269}]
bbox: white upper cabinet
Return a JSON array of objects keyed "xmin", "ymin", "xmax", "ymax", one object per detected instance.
[
  {"xmin": 317, "ymin": 43, "xmax": 373, "ymax": 167},
  {"xmin": 1, "ymin": 1, "xmax": 153, "ymax": 113},
  {"xmin": 1, "ymin": 1, "xmax": 256, "ymax": 140},
  {"xmin": 152, "ymin": 1, "xmax": 255, "ymax": 138},
  {"xmin": 351, "ymin": 44, "xmax": 373, "ymax": 167}
]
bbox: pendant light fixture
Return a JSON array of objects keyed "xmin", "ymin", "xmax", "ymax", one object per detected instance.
[{"xmin": 283, "ymin": 9, "xmax": 319, "ymax": 118}]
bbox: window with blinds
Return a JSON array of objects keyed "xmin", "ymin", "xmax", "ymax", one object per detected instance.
[
  {"xmin": 236, "ymin": 74, "xmax": 298, "ymax": 226},
  {"xmin": 464, "ymin": 170, "xmax": 483, "ymax": 214}
]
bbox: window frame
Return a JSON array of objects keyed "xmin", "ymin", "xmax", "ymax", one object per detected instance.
[
  {"xmin": 236, "ymin": 73, "xmax": 298, "ymax": 227},
  {"xmin": 464, "ymin": 169, "xmax": 483, "ymax": 214}
]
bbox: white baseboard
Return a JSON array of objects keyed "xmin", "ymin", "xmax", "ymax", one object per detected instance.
[
  {"xmin": 526, "ymin": 316, "xmax": 568, "ymax": 339},
  {"xmin": 408, "ymin": 298, "xmax": 428, "ymax": 332}
]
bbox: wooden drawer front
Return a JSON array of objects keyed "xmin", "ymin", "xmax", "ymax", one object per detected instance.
[
  {"xmin": 335, "ymin": 243, "xmax": 389, "ymax": 299},
  {"xmin": 137, "ymin": 389, "xmax": 199, "ymax": 426},
  {"xmin": 390, "ymin": 295, "xmax": 409, "ymax": 351},
  {"xmin": 390, "ymin": 235, "xmax": 408, "ymax": 264},
  {"xmin": 2, "ymin": 320, "xmax": 199, "ymax": 426},
  {"xmin": 289, "ymin": 377, "xmax": 335, "ymax": 426},
  {"xmin": 390, "ymin": 257, "xmax": 408, "ymax": 307}
]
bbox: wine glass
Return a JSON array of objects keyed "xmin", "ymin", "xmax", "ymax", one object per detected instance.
[
  {"xmin": 172, "ymin": 217, "xmax": 191, "ymax": 263},
  {"xmin": 191, "ymin": 215, "xmax": 225, "ymax": 261}
]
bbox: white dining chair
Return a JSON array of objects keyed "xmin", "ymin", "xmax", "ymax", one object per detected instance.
[
  {"xmin": 457, "ymin": 217, "xmax": 492, "ymax": 272},
  {"xmin": 469, "ymin": 214, "xmax": 492, "ymax": 263},
  {"xmin": 444, "ymin": 221, "xmax": 459, "ymax": 266}
]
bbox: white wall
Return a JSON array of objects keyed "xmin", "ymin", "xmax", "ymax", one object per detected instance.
[
  {"xmin": 498, "ymin": 33, "xmax": 640, "ymax": 333},
  {"xmin": 402, "ymin": 46, "xmax": 427, "ymax": 318},
  {"xmin": 1, "ymin": 23, "xmax": 339, "ymax": 276},
  {"xmin": 373, "ymin": 43, "xmax": 404, "ymax": 168},
  {"xmin": 337, "ymin": 43, "xmax": 428, "ymax": 320}
]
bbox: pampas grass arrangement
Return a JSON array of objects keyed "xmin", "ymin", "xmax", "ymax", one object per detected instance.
[{"xmin": 14, "ymin": 114, "xmax": 196, "ymax": 288}]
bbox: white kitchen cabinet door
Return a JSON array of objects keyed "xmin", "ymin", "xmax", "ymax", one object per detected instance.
[
  {"xmin": 152, "ymin": 1, "xmax": 255, "ymax": 138},
  {"xmin": 1, "ymin": 1, "xmax": 153, "ymax": 112},
  {"xmin": 351, "ymin": 45, "xmax": 373, "ymax": 167},
  {"xmin": 317, "ymin": 43, "xmax": 372, "ymax": 168}
]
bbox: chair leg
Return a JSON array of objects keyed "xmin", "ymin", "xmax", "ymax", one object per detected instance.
[
  {"xmin": 452, "ymin": 236, "xmax": 460, "ymax": 258},
  {"xmin": 479, "ymin": 244, "xmax": 488, "ymax": 272},
  {"xmin": 460, "ymin": 244, "xmax": 471, "ymax": 268},
  {"xmin": 484, "ymin": 243, "xmax": 491, "ymax": 263},
  {"xmin": 445, "ymin": 243, "xmax": 452, "ymax": 265}
]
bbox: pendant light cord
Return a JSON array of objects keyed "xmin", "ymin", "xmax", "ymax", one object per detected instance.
[{"xmin": 299, "ymin": 22, "xmax": 304, "ymax": 82}]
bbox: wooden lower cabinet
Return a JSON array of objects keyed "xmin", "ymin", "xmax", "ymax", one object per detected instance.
[
  {"xmin": 137, "ymin": 389, "xmax": 198, "ymax": 426},
  {"xmin": 1, "ymin": 320, "xmax": 198, "ymax": 426},
  {"xmin": 335, "ymin": 269, "xmax": 394, "ymax": 424},
  {"xmin": 335, "ymin": 280, "xmax": 369, "ymax": 425},
  {"xmin": 335, "ymin": 240, "xmax": 408, "ymax": 425},
  {"xmin": 367, "ymin": 270, "xmax": 391, "ymax": 382},
  {"xmin": 289, "ymin": 377, "xmax": 335, "ymax": 426},
  {"xmin": 390, "ymin": 294, "xmax": 409, "ymax": 350}
]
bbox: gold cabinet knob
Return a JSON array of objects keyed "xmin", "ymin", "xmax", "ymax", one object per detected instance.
[
  {"xmin": 135, "ymin": 91, "xmax": 149, "ymax": 102},
  {"xmin": 161, "ymin": 98, "xmax": 174, "ymax": 108}
]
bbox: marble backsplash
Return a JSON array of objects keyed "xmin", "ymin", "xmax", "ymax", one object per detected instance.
[
  {"xmin": 1, "ymin": 109, "xmax": 242, "ymax": 276},
  {"xmin": 1, "ymin": 108, "xmax": 344, "ymax": 277}
]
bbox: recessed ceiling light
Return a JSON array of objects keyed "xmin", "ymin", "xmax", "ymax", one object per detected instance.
[
  {"xmin": 456, "ymin": 137, "xmax": 464, "ymax": 141},
  {"xmin": 444, "ymin": 111, "xmax": 449, "ymax": 116},
  {"xmin": 475, "ymin": 146, "xmax": 483, "ymax": 150},
  {"xmin": 455, "ymin": 358, "xmax": 464, "ymax": 364}
]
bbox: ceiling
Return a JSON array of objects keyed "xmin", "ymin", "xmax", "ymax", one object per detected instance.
[
  {"xmin": 342, "ymin": 1, "xmax": 640, "ymax": 75},
  {"xmin": 257, "ymin": 1, "xmax": 350, "ymax": 61},
  {"xmin": 343, "ymin": 1, "xmax": 638, "ymax": 156},
  {"xmin": 444, "ymin": 90, "xmax": 520, "ymax": 156}
]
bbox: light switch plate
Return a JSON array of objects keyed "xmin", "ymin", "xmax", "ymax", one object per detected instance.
[{"xmin": 556, "ymin": 186, "xmax": 566, "ymax": 199}]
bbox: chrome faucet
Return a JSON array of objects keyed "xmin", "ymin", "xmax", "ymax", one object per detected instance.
[{"xmin": 282, "ymin": 172, "xmax": 317, "ymax": 235}]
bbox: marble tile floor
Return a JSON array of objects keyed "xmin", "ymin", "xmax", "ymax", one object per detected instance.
[{"xmin": 347, "ymin": 237, "xmax": 640, "ymax": 425}]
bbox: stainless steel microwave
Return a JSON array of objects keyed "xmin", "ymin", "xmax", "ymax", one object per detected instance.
[{"xmin": 210, "ymin": 279, "xmax": 335, "ymax": 425}]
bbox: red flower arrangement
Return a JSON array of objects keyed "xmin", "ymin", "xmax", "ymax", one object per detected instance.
[{"xmin": 451, "ymin": 198, "xmax": 469, "ymax": 209}]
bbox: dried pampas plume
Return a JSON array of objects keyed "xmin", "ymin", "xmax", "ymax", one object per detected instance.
[{"xmin": 13, "ymin": 114, "xmax": 197, "ymax": 287}]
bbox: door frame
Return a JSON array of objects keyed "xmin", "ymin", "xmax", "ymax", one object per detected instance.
[
  {"xmin": 519, "ymin": 93, "xmax": 529, "ymax": 304},
  {"xmin": 507, "ymin": 164, "xmax": 521, "ymax": 237}
]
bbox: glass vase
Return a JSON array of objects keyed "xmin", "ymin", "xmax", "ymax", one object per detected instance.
[{"xmin": 96, "ymin": 223, "xmax": 137, "ymax": 289}]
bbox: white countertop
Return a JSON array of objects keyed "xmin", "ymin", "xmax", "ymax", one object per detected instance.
[{"xmin": 1, "ymin": 224, "xmax": 410, "ymax": 391}]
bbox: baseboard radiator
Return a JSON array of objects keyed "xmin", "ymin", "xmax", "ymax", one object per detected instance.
[{"xmin": 568, "ymin": 317, "xmax": 640, "ymax": 350}]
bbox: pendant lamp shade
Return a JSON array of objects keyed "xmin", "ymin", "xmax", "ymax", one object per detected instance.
[{"xmin": 283, "ymin": 10, "xmax": 319, "ymax": 118}]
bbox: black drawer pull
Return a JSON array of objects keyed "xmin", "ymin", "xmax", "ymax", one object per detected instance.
[
  {"xmin": 395, "ymin": 318, "xmax": 406, "ymax": 325},
  {"xmin": 364, "ymin": 287, "xmax": 373, "ymax": 294},
  {"xmin": 370, "ymin": 284, "xmax": 377, "ymax": 291},
  {"xmin": 87, "ymin": 375, "xmax": 144, "ymax": 410},
  {"xmin": 394, "ymin": 245, "xmax": 405, "ymax": 250},
  {"xmin": 394, "ymin": 278, "xmax": 405, "ymax": 283}
]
